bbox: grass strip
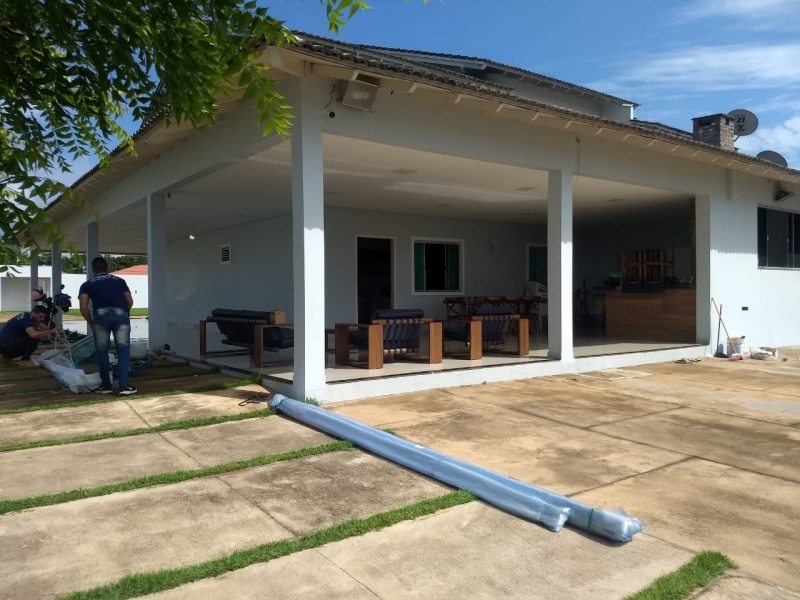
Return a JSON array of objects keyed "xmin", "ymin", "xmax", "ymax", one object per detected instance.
[
  {"xmin": 0, "ymin": 439, "xmax": 353, "ymax": 516},
  {"xmin": 0, "ymin": 408, "xmax": 276, "ymax": 453},
  {"xmin": 0, "ymin": 367, "xmax": 220, "ymax": 397},
  {"xmin": 624, "ymin": 551, "xmax": 736, "ymax": 600},
  {"xmin": 0, "ymin": 373, "xmax": 262, "ymax": 416},
  {"xmin": 59, "ymin": 489, "xmax": 475, "ymax": 600}
]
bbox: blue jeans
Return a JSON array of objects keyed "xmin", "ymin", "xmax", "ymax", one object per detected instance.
[{"xmin": 92, "ymin": 307, "xmax": 131, "ymax": 386}]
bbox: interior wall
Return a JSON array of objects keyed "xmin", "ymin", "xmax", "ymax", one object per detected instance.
[
  {"xmin": 164, "ymin": 206, "xmax": 544, "ymax": 352},
  {"xmin": 325, "ymin": 206, "xmax": 545, "ymax": 324},
  {"xmin": 574, "ymin": 211, "xmax": 693, "ymax": 291}
]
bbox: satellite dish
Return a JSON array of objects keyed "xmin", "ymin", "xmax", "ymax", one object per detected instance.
[
  {"xmin": 727, "ymin": 109, "xmax": 759, "ymax": 136},
  {"xmin": 757, "ymin": 150, "xmax": 788, "ymax": 168}
]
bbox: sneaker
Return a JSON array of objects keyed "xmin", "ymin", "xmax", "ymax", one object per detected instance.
[
  {"xmin": 93, "ymin": 383, "xmax": 114, "ymax": 395},
  {"xmin": 118, "ymin": 384, "xmax": 138, "ymax": 396}
]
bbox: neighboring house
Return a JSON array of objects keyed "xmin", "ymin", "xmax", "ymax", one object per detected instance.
[
  {"xmin": 0, "ymin": 266, "xmax": 85, "ymax": 312},
  {"xmin": 40, "ymin": 34, "xmax": 800, "ymax": 402},
  {"xmin": 109, "ymin": 265, "xmax": 149, "ymax": 309}
]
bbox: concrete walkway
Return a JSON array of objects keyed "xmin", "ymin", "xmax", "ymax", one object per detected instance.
[{"xmin": 330, "ymin": 353, "xmax": 800, "ymax": 591}]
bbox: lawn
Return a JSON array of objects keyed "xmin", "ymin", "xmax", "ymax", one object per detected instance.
[{"xmin": 0, "ymin": 308, "xmax": 148, "ymax": 323}]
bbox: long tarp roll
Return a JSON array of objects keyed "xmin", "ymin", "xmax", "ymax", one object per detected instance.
[
  {"xmin": 269, "ymin": 395, "xmax": 569, "ymax": 532},
  {"xmin": 270, "ymin": 395, "xmax": 643, "ymax": 542}
]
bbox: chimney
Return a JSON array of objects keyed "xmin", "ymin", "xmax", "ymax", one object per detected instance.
[{"xmin": 692, "ymin": 114, "xmax": 735, "ymax": 151}]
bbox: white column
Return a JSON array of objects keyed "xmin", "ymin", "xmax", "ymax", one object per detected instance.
[
  {"xmin": 85, "ymin": 221, "xmax": 99, "ymax": 280},
  {"xmin": 51, "ymin": 242, "xmax": 62, "ymax": 327},
  {"xmin": 291, "ymin": 73, "xmax": 326, "ymax": 399},
  {"xmin": 30, "ymin": 255, "xmax": 39, "ymax": 308},
  {"xmin": 147, "ymin": 193, "xmax": 168, "ymax": 350},
  {"xmin": 695, "ymin": 194, "xmax": 712, "ymax": 345},
  {"xmin": 547, "ymin": 169, "xmax": 574, "ymax": 361}
]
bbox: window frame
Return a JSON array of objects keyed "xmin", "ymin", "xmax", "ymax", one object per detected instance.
[
  {"xmin": 411, "ymin": 237, "xmax": 465, "ymax": 296},
  {"xmin": 757, "ymin": 206, "xmax": 800, "ymax": 270}
]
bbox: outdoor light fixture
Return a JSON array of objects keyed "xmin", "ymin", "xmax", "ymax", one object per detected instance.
[
  {"xmin": 189, "ymin": 235, "xmax": 195, "ymax": 240},
  {"xmin": 339, "ymin": 78, "xmax": 379, "ymax": 111}
]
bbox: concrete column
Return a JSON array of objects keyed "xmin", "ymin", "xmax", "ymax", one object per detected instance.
[
  {"xmin": 147, "ymin": 193, "xmax": 168, "ymax": 350},
  {"xmin": 30, "ymin": 255, "xmax": 39, "ymax": 309},
  {"xmin": 51, "ymin": 242, "xmax": 62, "ymax": 327},
  {"xmin": 291, "ymin": 73, "xmax": 326, "ymax": 399},
  {"xmin": 694, "ymin": 194, "xmax": 712, "ymax": 345},
  {"xmin": 85, "ymin": 221, "xmax": 99, "ymax": 280},
  {"xmin": 547, "ymin": 169, "xmax": 574, "ymax": 361}
]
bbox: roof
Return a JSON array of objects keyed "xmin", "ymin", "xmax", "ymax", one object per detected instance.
[
  {"xmin": 49, "ymin": 31, "xmax": 800, "ymax": 214},
  {"xmin": 353, "ymin": 44, "xmax": 639, "ymax": 107},
  {"xmin": 110, "ymin": 265, "xmax": 148, "ymax": 276}
]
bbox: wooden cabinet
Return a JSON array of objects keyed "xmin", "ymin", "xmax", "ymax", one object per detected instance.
[{"xmin": 606, "ymin": 288, "xmax": 696, "ymax": 343}]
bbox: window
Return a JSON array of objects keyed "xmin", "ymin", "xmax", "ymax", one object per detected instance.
[
  {"xmin": 413, "ymin": 240, "xmax": 462, "ymax": 293},
  {"xmin": 758, "ymin": 207, "xmax": 800, "ymax": 269},
  {"xmin": 527, "ymin": 245, "xmax": 548, "ymax": 285}
]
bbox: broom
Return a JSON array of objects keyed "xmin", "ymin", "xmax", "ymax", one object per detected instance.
[{"xmin": 711, "ymin": 299, "xmax": 742, "ymax": 361}]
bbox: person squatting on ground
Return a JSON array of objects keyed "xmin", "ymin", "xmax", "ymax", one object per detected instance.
[
  {"xmin": 0, "ymin": 306, "xmax": 57, "ymax": 367},
  {"xmin": 79, "ymin": 257, "xmax": 138, "ymax": 396}
]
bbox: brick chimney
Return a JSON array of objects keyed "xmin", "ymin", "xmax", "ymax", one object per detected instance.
[{"xmin": 692, "ymin": 114, "xmax": 735, "ymax": 151}]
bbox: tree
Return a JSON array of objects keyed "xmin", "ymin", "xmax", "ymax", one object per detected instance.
[{"xmin": 0, "ymin": 0, "xmax": 378, "ymax": 272}]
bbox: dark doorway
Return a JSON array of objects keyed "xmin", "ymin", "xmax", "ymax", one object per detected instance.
[{"xmin": 357, "ymin": 237, "xmax": 393, "ymax": 323}]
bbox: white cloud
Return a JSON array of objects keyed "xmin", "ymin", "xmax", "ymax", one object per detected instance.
[
  {"xmin": 682, "ymin": 0, "xmax": 799, "ymax": 18},
  {"xmin": 599, "ymin": 43, "xmax": 800, "ymax": 93},
  {"xmin": 749, "ymin": 115, "xmax": 800, "ymax": 167}
]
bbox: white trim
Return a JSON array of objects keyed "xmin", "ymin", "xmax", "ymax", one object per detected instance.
[
  {"xmin": 355, "ymin": 235, "xmax": 397, "ymax": 316},
  {"xmin": 410, "ymin": 236, "xmax": 465, "ymax": 296},
  {"xmin": 525, "ymin": 242, "xmax": 547, "ymax": 284}
]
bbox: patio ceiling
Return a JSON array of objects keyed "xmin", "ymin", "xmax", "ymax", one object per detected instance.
[{"xmin": 65, "ymin": 135, "xmax": 691, "ymax": 254}]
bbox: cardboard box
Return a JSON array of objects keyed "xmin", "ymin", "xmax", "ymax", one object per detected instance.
[{"xmin": 269, "ymin": 310, "xmax": 286, "ymax": 325}]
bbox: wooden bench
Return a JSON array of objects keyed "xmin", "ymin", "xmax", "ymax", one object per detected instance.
[{"xmin": 200, "ymin": 309, "xmax": 293, "ymax": 368}]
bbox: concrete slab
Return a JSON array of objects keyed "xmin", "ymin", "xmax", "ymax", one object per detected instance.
[
  {"xmin": 0, "ymin": 433, "xmax": 198, "ymax": 499},
  {"xmin": 221, "ymin": 451, "xmax": 449, "ymax": 535},
  {"xmin": 145, "ymin": 549, "xmax": 378, "ymax": 600},
  {"xmin": 690, "ymin": 575, "xmax": 800, "ymax": 600},
  {"xmin": 329, "ymin": 389, "xmax": 462, "ymax": 428},
  {"xmin": 456, "ymin": 378, "xmax": 679, "ymax": 428},
  {"xmin": 574, "ymin": 459, "xmax": 800, "ymax": 590},
  {"xmin": 0, "ymin": 478, "xmax": 291, "ymax": 599},
  {"xmin": 389, "ymin": 407, "xmax": 687, "ymax": 495},
  {"xmin": 129, "ymin": 385, "xmax": 267, "ymax": 426},
  {"xmin": 318, "ymin": 501, "xmax": 692, "ymax": 600},
  {"xmin": 0, "ymin": 401, "xmax": 149, "ymax": 446},
  {"xmin": 593, "ymin": 408, "xmax": 800, "ymax": 483},
  {"xmin": 613, "ymin": 377, "xmax": 800, "ymax": 427},
  {"xmin": 161, "ymin": 416, "xmax": 334, "ymax": 466}
]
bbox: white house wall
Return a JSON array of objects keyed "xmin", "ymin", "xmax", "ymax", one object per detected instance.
[{"xmin": 60, "ymin": 72, "xmax": 800, "ymax": 352}]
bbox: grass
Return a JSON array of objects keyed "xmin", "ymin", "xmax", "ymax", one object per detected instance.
[
  {"xmin": 59, "ymin": 489, "xmax": 475, "ymax": 600},
  {"xmin": 0, "ymin": 366, "xmax": 219, "ymax": 397},
  {"xmin": 0, "ymin": 372, "xmax": 262, "ymax": 415},
  {"xmin": 129, "ymin": 308, "xmax": 148, "ymax": 317},
  {"xmin": 0, "ymin": 408, "xmax": 275, "ymax": 453},
  {"xmin": 624, "ymin": 551, "xmax": 736, "ymax": 600},
  {"xmin": 0, "ymin": 440, "xmax": 354, "ymax": 516}
]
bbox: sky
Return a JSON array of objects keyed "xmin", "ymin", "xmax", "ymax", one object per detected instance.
[{"xmin": 56, "ymin": 0, "xmax": 800, "ymax": 186}]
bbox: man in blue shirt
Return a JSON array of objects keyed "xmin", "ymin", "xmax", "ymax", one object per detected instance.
[
  {"xmin": 79, "ymin": 257, "xmax": 137, "ymax": 395},
  {"xmin": 0, "ymin": 306, "xmax": 55, "ymax": 367}
]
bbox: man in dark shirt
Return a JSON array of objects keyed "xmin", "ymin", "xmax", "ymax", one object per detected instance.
[
  {"xmin": 79, "ymin": 257, "xmax": 137, "ymax": 395},
  {"xmin": 0, "ymin": 306, "xmax": 56, "ymax": 367}
]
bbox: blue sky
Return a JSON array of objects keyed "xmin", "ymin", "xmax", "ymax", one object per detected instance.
[{"xmin": 59, "ymin": 0, "xmax": 800, "ymax": 185}]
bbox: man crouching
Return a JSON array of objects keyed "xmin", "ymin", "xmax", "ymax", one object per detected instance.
[{"xmin": 0, "ymin": 306, "xmax": 56, "ymax": 367}]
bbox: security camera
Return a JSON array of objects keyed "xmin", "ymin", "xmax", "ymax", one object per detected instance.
[{"xmin": 323, "ymin": 108, "xmax": 336, "ymax": 119}]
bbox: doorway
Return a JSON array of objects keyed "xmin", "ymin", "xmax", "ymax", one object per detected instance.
[{"xmin": 357, "ymin": 237, "xmax": 394, "ymax": 323}]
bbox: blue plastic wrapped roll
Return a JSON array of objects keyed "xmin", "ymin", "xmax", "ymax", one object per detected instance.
[
  {"xmin": 269, "ymin": 394, "xmax": 643, "ymax": 543},
  {"xmin": 269, "ymin": 395, "xmax": 569, "ymax": 532}
]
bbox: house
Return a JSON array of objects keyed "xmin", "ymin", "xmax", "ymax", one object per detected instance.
[
  {"xmin": 109, "ymin": 265, "xmax": 149, "ymax": 308},
  {"xmin": 41, "ymin": 34, "xmax": 800, "ymax": 402},
  {"xmin": 0, "ymin": 266, "xmax": 85, "ymax": 312}
]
